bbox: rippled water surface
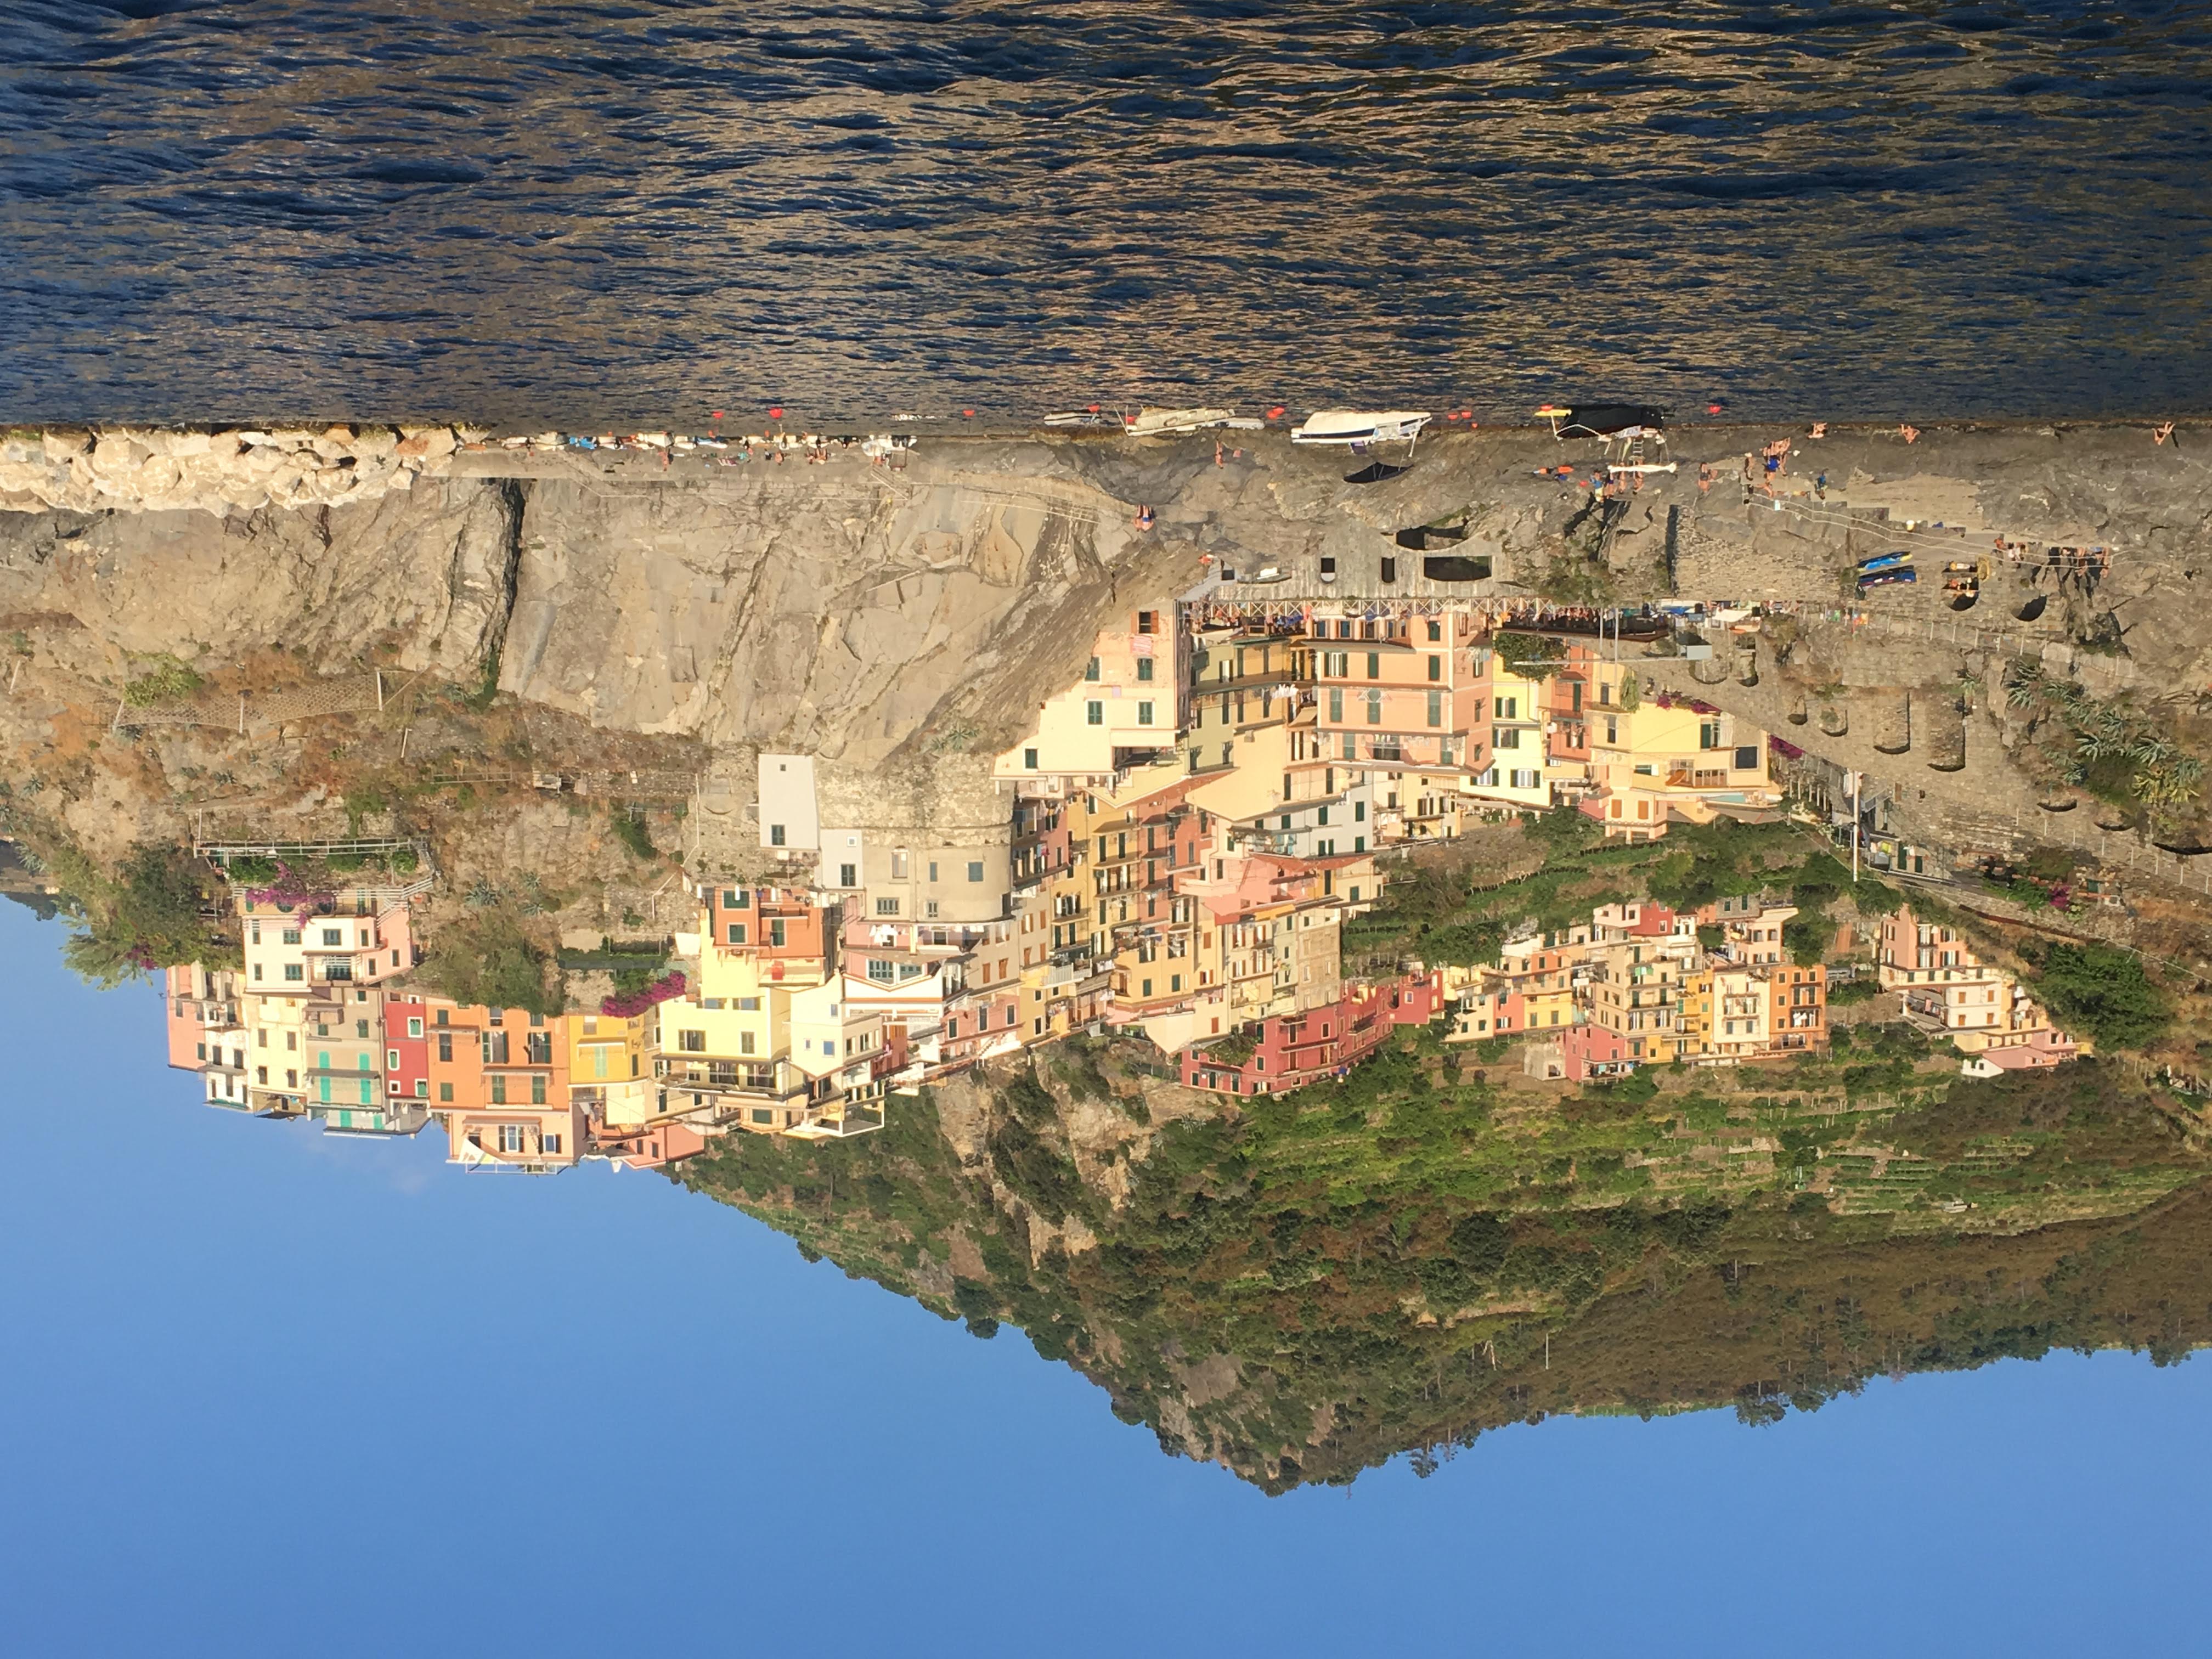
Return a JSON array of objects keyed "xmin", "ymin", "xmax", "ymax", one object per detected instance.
[{"xmin": 5, "ymin": 1, "xmax": 2211, "ymax": 423}]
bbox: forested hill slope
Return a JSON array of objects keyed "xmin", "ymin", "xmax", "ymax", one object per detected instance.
[{"xmin": 676, "ymin": 1036, "xmax": 2212, "ymax": 1491}]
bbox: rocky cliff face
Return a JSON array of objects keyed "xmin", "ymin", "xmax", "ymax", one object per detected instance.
[{"xmin": 2, "ymin": 419, "xmax": 2207, "ymax": 878}]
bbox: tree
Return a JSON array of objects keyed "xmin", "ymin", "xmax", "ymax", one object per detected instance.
[
  {"xmin": 60, "ymin": 842, "xmax": 232, "ymax": 988},
  {"xmin": 2034, "ymin": 944, "xmax": 2171, "ymax": 1051},
  {"xmin": 1493, "ymin": 631, "xmax": 1567, "ymax": 681}
]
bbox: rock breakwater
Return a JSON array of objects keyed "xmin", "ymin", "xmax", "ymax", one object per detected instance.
[{"xmin": 0, "ymin": 424, "xmax": 465, "ymax": 517}]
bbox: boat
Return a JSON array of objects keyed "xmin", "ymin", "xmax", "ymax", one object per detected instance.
[
  {"xmin": 1126, "ymin": 407, "xmax": 1237, "ymax": 437},
  {"xmin": 1858, "ymin": 568, "xmax": 1917, "ymax": 591},
  {"xmin": 1290, "ymin": 410, "xmax": 1431, "ymax": 446},
  {"xmin": 1857, "ymin": 550, "xmax": 1914, "ymax": 573},
  {"xmin": 1239, "ymin": 567, "xmax": 1290, "ymax": 585},
  {"xmin": 1537, "ymin": 403, "xmax": 1668, "ymax": 439},
  {"xmin": 1043, "ymin": 410, "xmax": 1121, "ymax": 428}
]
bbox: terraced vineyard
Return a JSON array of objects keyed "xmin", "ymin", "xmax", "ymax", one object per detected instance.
[{"xmin": 676, "ymin": 1022, "xmax": 2212, "ymax": 1490}]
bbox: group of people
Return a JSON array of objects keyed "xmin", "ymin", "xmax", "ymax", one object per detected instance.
[{"xmin": 2004, "ymin": 538, "xmax": 2113, "ymax": 594}]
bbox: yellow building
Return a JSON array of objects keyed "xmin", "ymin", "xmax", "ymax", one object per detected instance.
[
  {"xmin": 1581, "ymin": 669, "xmax": 1780, "ymax": 838},
  {"xmin": 995, "ymin": 610, "xmax": 1183, "ymax": 784},
  {"xmin": 1460, "ymin": 666, "xmax": 1556, "ymax": 809}
]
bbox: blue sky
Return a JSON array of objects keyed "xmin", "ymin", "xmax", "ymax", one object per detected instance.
[{"xmin": 3, "ymin": 897, "xmax": 2207, "ymax": 1659}]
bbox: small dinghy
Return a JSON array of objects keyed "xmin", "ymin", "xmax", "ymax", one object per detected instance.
[{"xmin": 1126, "ymin": 407, "xmax": 1237, "ymax": 437}]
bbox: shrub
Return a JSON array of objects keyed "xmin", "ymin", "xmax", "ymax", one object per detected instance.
[
  {"xmin": 611, "ymin": 806, "xmax": 656, "ymax": 861},
  {"xmin": 122, "ymin": 656, "xmax": 202, "ymax": 707},
  {"xmin": 1493, "ymin": 631, "xmax": 1567, "ymax": 681},
  {"xmin": 602, "ymin": 970, "xmax": 686, "ymax": 1018},
  {"xmin": 417, "ymin": 908, "xmax": 561, "ymax": 1016}
]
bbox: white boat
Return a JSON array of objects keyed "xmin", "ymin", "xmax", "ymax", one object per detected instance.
[
  {"xmin": 1043, "ymin": 410, "xmax": 1121, "ymax": 428},
  {"xmin": 1126, "ymin": 407, "xmax": 1237, "ymax": 437},
  {"xmin": 1239, "ymin": 566, "xmax": 1290, "ymax": 585},
  {"xmin": 1290, "ymin": 410, "xmax": 1432, "ymax": 447}
]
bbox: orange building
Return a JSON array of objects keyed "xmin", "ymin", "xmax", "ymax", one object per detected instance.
[{"xmin": 1311, "ymin": 612, "xmax": 1486, "ymax": 776}]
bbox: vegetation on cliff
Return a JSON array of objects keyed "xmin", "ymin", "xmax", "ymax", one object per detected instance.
[{"xmin": 678, "ymin": 1022, "xmax": 2209, "ymax": 1492}]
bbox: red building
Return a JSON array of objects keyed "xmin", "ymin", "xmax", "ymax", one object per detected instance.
[
  {"xmin": 382, "ymin": 994, "xmax": 431, "ymax": 1104},
  {"xmin": 1182, "ymin": 972, "xmax": 1444, "ymax": 1097}
]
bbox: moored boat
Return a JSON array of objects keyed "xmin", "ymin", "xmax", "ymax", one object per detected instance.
[{"xmin": 1290, "ymin": 409, "xmax": 1431, "ymax": 446}]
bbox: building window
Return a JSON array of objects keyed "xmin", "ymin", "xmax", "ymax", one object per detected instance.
[
  {"xmin": 1365, "ymin": 690, "xmax": 1382, "ymax": 724},
  {"xmin": 1355, "ymin": 799, "xmax": 1366, "ymax": 822},
  {"xmin": 1023, "ymin": 748, "xmax": 1038, "ymax": 771},
  {"xmin": 1427, "ymin": 690, "xmax": 1443, "ymax": 727},
  {"xmin": 1735, "ymin": 744, "xmax": 1761, "ymax": 771},
  {"xmin": 867, "ymin": 959, "xmax": 896, "ymax": 984},
  {"xmin": 680, "ymin": 1029, "xmax": 706, "ymax": 1052},
  {"xmin": 839, "ymin": 862, "xmax": 857, "ymax": 887},
  {"xmin": 1137, "ymin": 701, "xmax": 1154, "ymax": 726},
  {"xmin": 1136, "ymin": 657, "xmax": 1153, "ymax": 682},
  {"xmin": 1084, "ymin": 656, "xmax": 1101, "ymax": 681},
  {"xmin": 1341, "ymin": 733, "xmax": 1356, "ymax": 760},
  {"xmin": 283, "ymin": 964, "xmax": 304, "ymax": 982},
  {"xmin": 1494, "ymin": 726, "xmax": 1520, "ymax": 750},
  {"xmin": 542, "ymin": 1130, "xmax": 562, "ymax": 1155},
  {"xmin": 968, "ymin": 861, "xmax": 985, "ymax": 883},
  {"xmin": 1366, "ymin": 651, "xmax": 1380, "ymax": 679},
  {"xmin": 1328, "ymin": 687, "xmax": 1343, "ymax": 722},
  {"xmin": 770, "ymin": 823, "xmax": 786, "ymax": 846},
  {"xmin": 281, "ymin": 928, "xmax": 301, "ymax": 945},
  {"xmin": 438, "ymin": 1081, "xmax": 453, "ymax": 1103},
  {"xmin": 408, "ymin": 1017, "xmax": 424, "ymax": 1039},
  {"xmin": 1427, "ymin": 654, "xmax": 1441, "ymax": 681},
  {"xmin": 490, "ymin": 1077, "xmax": 507, "ymax": 1105},
  {"xmin": 1086, "ymin": 701, "xmax": 1103, "ymax": 726},
  {"xmin": 387, "ymin": 1048, "xmax": 400, "ymax": 1070},
  {"xmin": 415, "ymin": 1079, "xmax": 428, "ymax": 1099},
  {"xmin": 321, "ymin": 928, "xmax": 343, "ymax": 946},
  {"xmin": 531, "ymin": 1074, "xmax": 546, "ymax": 1105},
  {"xmin": 1513, "ymin": 768, "xmax": 1541, "ymax": 789},
  {"xmin": 498, "ymin": 1122, "xmax": 524, "ymax": 1152},
  {"xmin": 876, "ymin": 898, "xmax": 900, "ymax": 916},
  {"xmin": 727, "ymin": 922, "xmax": 747, "ymax": 945}
]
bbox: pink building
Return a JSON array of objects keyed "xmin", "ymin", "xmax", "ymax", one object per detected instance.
[{"xmin": 1561, "ymin": 1022, "xmax": 1636, "ymax": 1080}]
